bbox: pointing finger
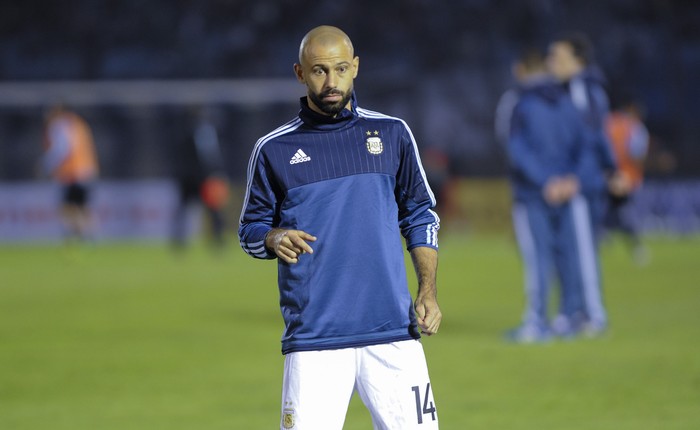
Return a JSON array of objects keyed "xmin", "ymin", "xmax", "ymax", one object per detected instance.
[{"xmin": 289, "ymin": 232, "xmax": 316, "ymax": 254}]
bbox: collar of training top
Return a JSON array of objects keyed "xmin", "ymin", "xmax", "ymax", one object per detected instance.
[{"xmin": 298, "ymin": 92, "xmax": 359, "ymax": 130}]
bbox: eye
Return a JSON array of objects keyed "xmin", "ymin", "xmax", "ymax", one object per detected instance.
[
  {"xmin": 313, "ymin": 68, "xmax": 326, "ymax": 76},
  {"xmin": 337, "ymin": 66, "xmax": 348, "ymax": 74}
]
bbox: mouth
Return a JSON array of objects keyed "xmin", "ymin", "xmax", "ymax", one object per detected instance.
[{"xmin": 321, "ymin": 92, "xmax": 343, "ymax": 103}]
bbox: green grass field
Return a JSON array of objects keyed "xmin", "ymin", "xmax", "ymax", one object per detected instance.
[{"xmin": 1, "ymin": 233, "xmax": 699, "ymax": 429}]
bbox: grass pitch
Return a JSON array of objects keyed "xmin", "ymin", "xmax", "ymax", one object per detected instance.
[{"xmin": 1, "ymin": 233, "xmax": 699, "ymax": 429}]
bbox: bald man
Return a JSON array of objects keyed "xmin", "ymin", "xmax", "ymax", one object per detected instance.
[{"xmin": 239, "ymin": 26, "xmax": 441, "ymax": 429}]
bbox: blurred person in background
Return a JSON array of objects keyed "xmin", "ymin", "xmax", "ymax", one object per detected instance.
[
  {"xmin": 495, "ymin": 72, "xmax": 520, "ymax": 148},
  {"xmin": 421, "ymin": 145, "xmax": 455, "ymax": 218},
  {"xmin": 171, "ymin": 106, "xmax": 230, "ymax": 253},
  {"xmin": 547, "ymin": 32, "xmax": 615, "ymax": 335},
  {"xmin": 502, "ymin": 48, "xmax": 590, "ymax": 342},
  {"xmin": 605, "ymin": 97, "xmax": 650, "ymax": 264},
  {"xmin": 41, "ymin": 104, "xmax": 99, "ymax": 243},
  {"xmin": 239, "ymin": 26, "xmax": 440, "ymax": 429}
]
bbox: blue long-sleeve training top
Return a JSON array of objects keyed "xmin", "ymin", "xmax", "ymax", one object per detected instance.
[
  {"xmin": 239, "ymin": 95, "xmax": 440, "ymax": 355},
  {"xmin": 508, "ymin": 78, "xmax": 589, "ymax": 202}
]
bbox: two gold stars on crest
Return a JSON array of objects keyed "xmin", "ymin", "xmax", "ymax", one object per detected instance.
[{"xmin": 365, "ymin": 130, "xmax": 380, "ymax": 136}]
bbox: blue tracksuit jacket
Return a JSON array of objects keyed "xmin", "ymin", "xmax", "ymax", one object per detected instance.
[
  {"xmin": 509, "ymin": 78, "xmax": 588, "ymax": 200},
  {"xmin": 566, "ymin": 67, "xmax": 617, "ymax": 195},
  {"xmin": 239, "ymin": 95, "xmax": 440, "ymax": 354}
]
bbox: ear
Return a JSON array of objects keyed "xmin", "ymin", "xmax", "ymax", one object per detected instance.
[
  {"xmin": 352, "ymin": 56, "xmax": 359, "ymax": 79},
  {"xmin": 293, "ymin": 63, "xmax": 305, "ymax": 83}
]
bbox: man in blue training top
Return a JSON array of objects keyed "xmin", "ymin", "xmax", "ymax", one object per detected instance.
[
  {"xmin": 504, "ymin": 48, "xmax": 591, "ymax": 342},
  {"xmin": 239, "ymin": 25, "xmax": 441, "ymax": 429},
  {"xmin": 547, "ymin": 33, "xmax": 616, "ymax": 335}
]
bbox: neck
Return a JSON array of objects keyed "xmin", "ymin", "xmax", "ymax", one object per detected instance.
[{"xmin": 307, "ymin": 97, "xmax": 351, "ymax": 117}]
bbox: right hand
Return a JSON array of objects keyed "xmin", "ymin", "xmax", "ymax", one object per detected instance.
[{"xmin": 265, "ymin": 228, "xmax": 317, "ymax": 264}]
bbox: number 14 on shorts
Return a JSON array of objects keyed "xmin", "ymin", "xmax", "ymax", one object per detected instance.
[{"xmin": 411, "ymin": 383, "xmax": 437, "ymax": 424}]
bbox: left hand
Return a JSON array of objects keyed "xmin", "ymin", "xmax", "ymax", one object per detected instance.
[{"xmin": 415, "ymin": 294, "xmax": 442, "ymax": 336}]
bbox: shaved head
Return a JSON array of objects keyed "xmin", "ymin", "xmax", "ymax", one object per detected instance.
[
  {"xmin": 298, "ymin": 26, "xmax": 354, "ymax": 65},
  {"xmin": 294, "ymin": 26, "xmax": 359, "ymax": 116}
]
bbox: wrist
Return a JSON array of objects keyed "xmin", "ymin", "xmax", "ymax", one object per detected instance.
[
  {"xmin": 264, "ymin": 228, "xmax": 284, "ymax": 252},
  {"xmin": 416, "ymin": 285, "xmax": 437, "ymax": 299}
]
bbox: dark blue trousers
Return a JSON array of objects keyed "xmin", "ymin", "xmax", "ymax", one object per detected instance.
[{"xmin": 512, "ymin": 196, "xmax": 592, "ymax": 327}]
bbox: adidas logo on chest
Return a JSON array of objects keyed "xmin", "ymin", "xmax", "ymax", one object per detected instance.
[{"xmin": 289, "ymin": 148, "xmax": 311, "ymax": 164}]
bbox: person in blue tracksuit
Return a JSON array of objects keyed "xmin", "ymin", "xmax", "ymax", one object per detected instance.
[
  {"xmin": 547, "ymin": 33, "xmax": 616, "ymax": 335},
  {"xmin": 239, "ymin": 26, "xmax": 441, "ymax": 429},
  {"xmin": 504, "ymin": 48, "xmax": 591, "ymax": 342}
]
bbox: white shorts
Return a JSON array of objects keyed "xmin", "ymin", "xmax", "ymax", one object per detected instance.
[{"xmin": 280, "ymin": 339, "xmax": 438, "ymax": 430}]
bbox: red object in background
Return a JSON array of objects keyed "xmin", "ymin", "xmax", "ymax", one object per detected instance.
[{"xmin": 200, "ymin": 177, "xmax": 230, "ymax": 209}]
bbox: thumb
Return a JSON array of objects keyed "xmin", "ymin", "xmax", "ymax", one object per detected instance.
[{"xmin": 415, "ymin": 301, "xmax": 426, "ymax": 320}]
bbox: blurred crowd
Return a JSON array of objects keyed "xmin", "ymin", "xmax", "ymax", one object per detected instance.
[{"xmin": 0, "ymin": 0, "xmax": 698, "ymax": 181}]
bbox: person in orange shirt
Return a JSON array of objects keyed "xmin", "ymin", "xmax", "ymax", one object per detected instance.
[
  {"xmin": 42, "ymin": 105, "xmax": 99, "ymax": 242},
  {"xmin": 605, "ymin": 99, "xmax": 650, "ymax": 263}
]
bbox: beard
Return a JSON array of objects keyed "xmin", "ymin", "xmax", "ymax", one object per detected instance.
[{"xmin": 308, "ymin": 87, "xmax": 353, "ymax": 116}]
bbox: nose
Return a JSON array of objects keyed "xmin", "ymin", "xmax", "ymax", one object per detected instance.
[{"xmin": 325, "ymin": 71, "xmax": 337, "ymax": 89}]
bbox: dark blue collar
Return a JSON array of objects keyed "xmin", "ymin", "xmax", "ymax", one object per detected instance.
[{"xmin": 298, "ymin": 92, "xmax": 358, "ymax": 130}]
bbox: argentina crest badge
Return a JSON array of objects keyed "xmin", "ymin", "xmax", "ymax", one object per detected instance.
[
  {"xmin": 366, "ymin": 131, "xmax": 383, "ymax": 155},
  {"xmin": 282, "ymin": 408, "xmax": 295, "ymax": 429}
]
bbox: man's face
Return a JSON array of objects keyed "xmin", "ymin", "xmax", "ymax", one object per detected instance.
[
  {"xmin": 546, "ymin": 42, "xmax": 583, "ymax": 82},
  {"xmin": 295, "ymin": 40, "xmax": 359, "ymax": 116}
]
